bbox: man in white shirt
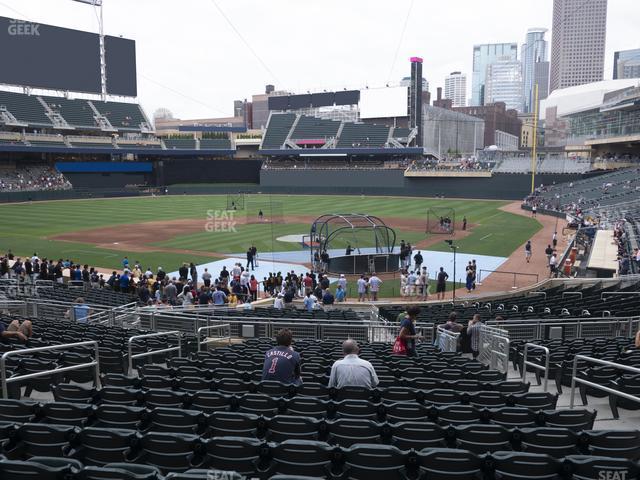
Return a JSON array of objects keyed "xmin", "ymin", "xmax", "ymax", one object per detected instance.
[
  {"xmin": 357, "ymin": 275, "xmax": 367, "ymax": 302},
  {"xmin": 273, "ymin": 293, "xmax": 285, "ymax": 309},
  {"xmin": 406, "ymin": 270, "xmax": 417, "ymax": 297},
  {"xmin": 368, "ymin": 273, "xmax": 382, "ymax": 301},
  {"xmin": 328, "ymin": 339, "xmax": 379, "ymax": 389},
  {"xmin": 549, "ymin": 253, "xmax": 558, "ymax": 277}
]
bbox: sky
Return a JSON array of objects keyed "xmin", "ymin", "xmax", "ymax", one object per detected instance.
[{"xmin": 1, "ymin": 0, "xmax": 639, "ymax": 120}]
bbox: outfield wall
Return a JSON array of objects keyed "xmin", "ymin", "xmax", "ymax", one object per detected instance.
[{"xmin": 259, "ymin": 169, "xmax": 596, "ymax": 200}]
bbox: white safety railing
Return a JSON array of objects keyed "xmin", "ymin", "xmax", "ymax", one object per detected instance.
[
  {"xmin": 522, "ymin": 343, "xmax": 550, "ymax": 392},
  {"xmin": 479, "ymin": 325, "xmax": 510, "ymax": 373},
  {"xmin": 435, "ymin": 326, "xmax": 459, "ymax": 352},
  {"xmin": 487, "ymin": 317, "xmax": 639, "ymax": 341},
  {"xmin": 570, "ymin": 355, "xmax": 640, "ymax": 409},
  {"xmin": 197, "ymin": 324, "xmax": 232, "ymax": 351},
  {"xmin": 127, "ymin": 331, "xmax": 182, "ymax": 375},
  {"xmin": 0, "ymin": 341, "xmax": 101, "ymax": 398}
]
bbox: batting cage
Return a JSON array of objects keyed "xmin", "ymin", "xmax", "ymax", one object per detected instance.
[
  {"xmin": 226, "ymin": 193, "xmax": 245, "ymax": 211},
  {"xmin": 426, "ymin": 207, "xmax": 456, "ymax": 235},
  {"xmin": 245, "ymin": 199, "xmax": 285, "ymax": 224},
  {"xmin": 309, "ymin": 214, "xmax": 399, "ymax": 273}
]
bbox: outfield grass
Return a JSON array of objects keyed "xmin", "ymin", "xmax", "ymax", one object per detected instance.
[{"xmin": 0, "ymin": 194, "xmax": 541, "ymax": 276}]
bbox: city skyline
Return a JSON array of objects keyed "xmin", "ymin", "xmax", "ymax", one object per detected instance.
[
  {"xmin": 0, "ymin": 0, "xmax": 637, "ymax": 119},
  {"xmin": 549, "ymin": 0, "xmax": 608, "ymax": 92}
]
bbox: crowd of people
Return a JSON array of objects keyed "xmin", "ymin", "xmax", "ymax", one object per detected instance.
[
  {"xmin": 406, "ymin": 157, "xmax": 492, "ymax": 172},
  {"xmin": 0, "ymin": 165, "xmax": 72, "ymax": 192}
]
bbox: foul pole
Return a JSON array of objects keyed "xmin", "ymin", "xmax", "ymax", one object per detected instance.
[{"xmin": 530, "ymin": 83, "xmax": 539, "ymax": 194}]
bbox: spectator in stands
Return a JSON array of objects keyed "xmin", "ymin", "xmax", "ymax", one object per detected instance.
[
  {"xmin": 467, "ymin": 314, "xmax": 482, "ymax": 358},
  {"xmin": 178, "ymin": 285, "xmax": 193, "ymax": 306},
  {"xmin": 0, "ymin": 319, "xmax": 32, "ymax": 342},
  {"xmin": 65, "ymin": 297, "xmax": 91, "ymax": 323},
  {"xmin": 335, "ymin": 284, "xmax": 346, "ymax": 302},
  {"xmin": 549, "ymin": 252, "xmax": 558, "ymax": 277},
  {"xmin": 273, "ymin": 292, "xmax": 285, "ymax": 309},
  {"xmin": 636, "ymin": 328, "xmax": 640, "ymax": 348},
  {"xmin": 369, "ymin": 273, "xmax": 382, "ymax": 301},
  {"xmin": 212, "ymin": 286, "xmax": 227, "ymax": 306},
  {"xmin": 322, "ymin": 288, "xmax": 335, "ymax": 307},
  {"xmin": 119, "ymin": 270, "xmax": 130, "ymax": 293},
  {"xmin": 357, "ymin": 275, "xmax": 367, "ymax": 302},
  {"xmin": 261, "ymin": 328, "xmax": 301, "ymax": 385},
  {"xmin": 443, "ymin": 312, "xmax": 463, "ymax": 333},
  {"xmin": 397, "ymin": 305, "xmax": 422, "ymax": 357},
  {"xmin": 328, "ymin": 339, "xmax": 379, "ymax": 389},
  {"xmin": 164, "ymin": 280, "xmax": 178, "ymax": 305}
]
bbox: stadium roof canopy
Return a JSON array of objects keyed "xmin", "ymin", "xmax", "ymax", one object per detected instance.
[{"xmin": 540, "ymin": 79, "xmax": 640, "ymax": 120}]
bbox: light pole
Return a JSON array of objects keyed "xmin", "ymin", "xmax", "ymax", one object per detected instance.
[{"xmin": 446, "ymin": 240, "xmax": 458, "ymax": 302}]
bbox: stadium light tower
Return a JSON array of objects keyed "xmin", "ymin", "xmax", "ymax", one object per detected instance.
[{"xmin": 72, "ymin": 0, "xmax": 106, "ymax": 100}]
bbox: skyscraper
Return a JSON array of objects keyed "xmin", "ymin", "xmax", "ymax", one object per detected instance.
[
  {"xmin": 471, "ymin": 43, "xmax": 518, "ymax": 106},
  {"xmin": 549, "ymin": 0, "xmax": 607, "ymax": 93},
  {"xmin": 522, "ymin": 28, "xmax": 549, "ymax": 113},
  {"xmin": 484, "ymin": 59, "xmax": 524, "ymax": 112},
  {"xmin": 613, "ymin": 49, "xmax": 640, "ymax": 79},
  {"xmin": 444, "ymin": 72, "xmax": 467, "ymax": 107}
]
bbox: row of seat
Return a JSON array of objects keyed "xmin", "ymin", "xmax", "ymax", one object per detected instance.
[
  {"xmin": 0, "ymin": 399, "xmax": 599, "ymax": 438},
  {"xmin": 116, "ymin": 374, "xmax": 526, "ymax": 396},
  {"xmin": 2, "ymin": 427, "xmax": 639, "ymax": 479},
  {"xmin": 50, "ymin": 384, "xmax": 560, "ymax": 414},
  {"xmin": 0, "ymin": 457, "xmax": 251, "ymax": 480}
]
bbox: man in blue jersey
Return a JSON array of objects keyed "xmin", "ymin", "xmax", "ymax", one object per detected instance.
[{"xmin": 261, "ymin": 329, "xmax": 302, "ymax": 385}]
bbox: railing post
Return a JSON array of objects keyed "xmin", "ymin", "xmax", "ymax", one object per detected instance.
[
  {"xmin": 522, "ymin": 344, "xmax": 528, "ymax": 382},
  {"xmin": 94, "ymin": 342, "xmax": 102, "ymax": 388},
  {"xmin": 128, "ymin": 339, "xmax": 134, "ymax": 375},
  {"xmin": 1, "ymin": 354, "xmax": 7, "ymax": 399},
  {"xmin": 569, "ymin": 355, "xmax": 578, "ymax": 409}
]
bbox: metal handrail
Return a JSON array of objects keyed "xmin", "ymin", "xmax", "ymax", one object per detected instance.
[
  {"xmin": 527, "ymin": 291, "xmax": 547, "ymax": 299},
  {"xmin": 570, "ymin": 355, "xmax": 640, "ymax": 409},
  {"xmin": 602, "ymin": 291, "xmax": 640, "ymax": 301},
  {"xmin": 562, "ymin": 292, "xmax": 583, "ymax": 299},
  {"xmin": 435, "ymin": 325, "xmax": 460, "ymax": 353},
  {"xmin": 197, "ymin": 324, "xmax": 231, "ymax": 351},
  {"xmin": 127, "ymin": 331, "xmax": 181, "ymax": 374},
  {"xmin": 522, "ymin": 343, "xmax": 550, "ymax": 392},
  {"xmin": 0, "ymin": 340, "xmax": 100, "ymax": 398}
]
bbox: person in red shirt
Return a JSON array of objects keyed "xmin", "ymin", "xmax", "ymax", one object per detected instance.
[{"xmin": 249, "ymin": 274, "xmax": 259, "ymax": 301}]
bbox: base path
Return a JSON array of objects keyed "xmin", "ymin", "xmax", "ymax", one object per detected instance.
[{"xmin": 453, "ymin": 202, "xmax": 568, "ymax": 297}]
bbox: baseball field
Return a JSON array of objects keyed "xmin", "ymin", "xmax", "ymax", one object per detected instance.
[{"xmin": 0, "ymin": 194, "xmax": 542, "ymax": 296}]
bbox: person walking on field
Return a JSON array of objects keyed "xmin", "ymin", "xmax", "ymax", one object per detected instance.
[
  {"xmin": 436, "ymin": 267, "xmax": 448, "ymax": 300},
  {"xmin": 525, "ymin": 240, "xmax": 532, "ymax": 264},
  {"xmin": 413, "ymin": 251, "xmax": 423, "ymax": 272},
  {"xmin": 545, "ymin": 244, "xmax": 553, "ymax": 264}
]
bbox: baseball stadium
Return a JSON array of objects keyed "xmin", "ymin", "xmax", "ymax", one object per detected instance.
[{"xmin": 1, "ymin": 1, "xmax": 640, "ymax": 479}]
